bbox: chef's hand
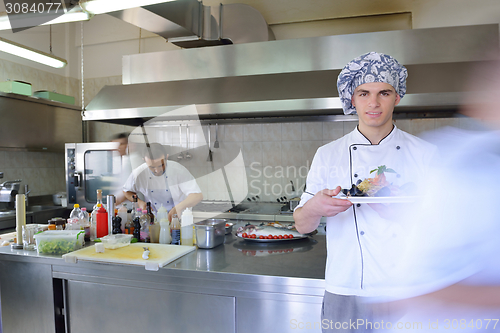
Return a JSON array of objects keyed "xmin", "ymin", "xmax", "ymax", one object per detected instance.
[
  {"xmin": 308, "ymin": 187, "xmax": 353, "ymax": 217},
  {"xmin": 294, "ymin": 186, "xmax": 352, "ymax": 234},
  {"xmin": 167, "ymin": 206, "xmax": 179, "ymax": 222}
]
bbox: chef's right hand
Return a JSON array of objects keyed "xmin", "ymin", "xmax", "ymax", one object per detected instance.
[{"xmin": 308, "ymin": 187, "xmax": 353, "ymax": 218}]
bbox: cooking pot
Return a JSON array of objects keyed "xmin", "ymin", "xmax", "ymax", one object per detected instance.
[{"xmin": 52, "ymin": 192, "xmax": 67, "ymax": 206}]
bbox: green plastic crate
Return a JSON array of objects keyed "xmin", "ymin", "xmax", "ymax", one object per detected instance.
[
  {"xmin": 0, "ymin": 80, "xmax": 32, "ymax": 96},
  {"xmin": 34, "ymin": 90, "xmax": 75, "ymax": 105}
]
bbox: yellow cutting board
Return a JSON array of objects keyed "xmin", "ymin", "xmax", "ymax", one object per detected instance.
[{"xmin": 63, "ymin": 243, "xmax": 196, "ymax": 271}]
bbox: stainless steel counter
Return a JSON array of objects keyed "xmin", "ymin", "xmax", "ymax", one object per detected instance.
[{"xmin": 0, "ymin": 220, "xmax": 327, "ymax": 333}]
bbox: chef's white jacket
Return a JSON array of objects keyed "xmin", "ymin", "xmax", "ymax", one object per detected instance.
[
  {"xmin": 123, "ymin": 160, "xmax": 201, "ymax": 213},
  {"xmin": 297, "ymin": 125, "xmax": 437, "ymax": 297}
]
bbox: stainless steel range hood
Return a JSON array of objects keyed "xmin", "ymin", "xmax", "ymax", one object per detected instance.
[{"xmin": 84, "ymin": 24, "xmax": 499, "ymax": 125}]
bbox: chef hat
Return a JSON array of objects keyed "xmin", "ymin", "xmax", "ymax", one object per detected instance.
[{"xmin": 337, "ymin": 52, "xmax": 408, "ymax": 115}]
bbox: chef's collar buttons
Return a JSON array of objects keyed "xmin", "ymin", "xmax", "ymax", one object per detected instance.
[
  {"xmin": 360, "ymin": 231, "xmax": 365, "ymax": 235},
  {"xmin": 356, "ymin": 203, "xmax": 361, "ymax": 208},
  {"xmin": 352, "ymin": 146, "xmax": 357, "ymax": 150},
  {"xmin": 354, "ymin": 174, "xmax": 358, "ymax": 178},
  {"xmin": 396, "ymin": 146, "xmax": 401, "ymax": 150}
]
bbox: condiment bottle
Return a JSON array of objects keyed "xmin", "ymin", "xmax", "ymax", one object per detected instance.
[
  {"xmin": 132, "ymin": 208, "xmax": 141, "ymax": 241},
  {"xmin": 171, "ymin": 214, "xmax": 181, "ymax": 245},
  {"xmin": 157, "ymin": 204, "xmax": 168, "ymax": 221},
  {"xmin": 117, "ymin": 205, "xmax": 128, "ymax": 234},
  {"xmin": 180, "ymin": 208, "xmax": 194, "ymax": 246},
  {"xmin": 80, "ymin": 207, "xmax": 90, "ymax": 241},
  {"xmin": 95, "ymin": 204, "xmax": 108, "ymax": 238},
  {"xmin": 112, "ymin": 216, "xmax": 123, "ymax": 234},
  {"xmin": 146, "ymin": 202, "xmax": 155, "ymax": 224},
  {"xmin": 159, "ymin": 218, "xmax": 171, "ymax": 244}
]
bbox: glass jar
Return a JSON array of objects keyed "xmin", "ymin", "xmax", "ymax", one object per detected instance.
[
  {"xmin": 48, "ymin": 219, "xmax": 57, "ymax": 230},
  {"xmin": 22, "ymin": 224, "xmax": 39, "ymax": 251},
  {"xmin": 52, "ymin": 217, "xmax": 66, "ymax": 230}
]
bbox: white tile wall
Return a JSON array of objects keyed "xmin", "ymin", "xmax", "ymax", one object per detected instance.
[{"xmin": 0, "ymin": 151, "xmax": 66, "ymax": 196}]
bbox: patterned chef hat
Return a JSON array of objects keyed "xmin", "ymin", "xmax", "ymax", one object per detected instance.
[{"xmin": 337, "ymin": 52, "xmax": 408, "ymax": 115}]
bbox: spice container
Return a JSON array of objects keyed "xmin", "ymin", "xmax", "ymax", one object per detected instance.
[
  {"xmin": 48, "ymin": 219, "xmax": 57, "ymax": 230},
  {"xmin": 194, "ymin": 219, "xmax": 226, "ymax": 249}
]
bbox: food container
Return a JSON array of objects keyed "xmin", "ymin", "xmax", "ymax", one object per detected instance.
[
  {"xmin": 100, "ymin": 234, "xmax": 133, "ymax": 249},
  {"xmin": 225, "ymin": 222, "xmax": 233, "ymax": 235},
  {"xmin": 195, "ymin": 219, "xmax": 226, "ymax": 249},
  {"xmin": 34, "ymin": 230, "xmax": 84, "ymax": 255},
  {"xmin": 34, "ymin": 90, "xmax": 75, "ymax": 105},
  {"xmin": 0, "ymin": 80, "xmax": 32, "ymax": 96}
]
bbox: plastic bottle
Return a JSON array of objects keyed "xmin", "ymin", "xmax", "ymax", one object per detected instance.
[
  {"xmin": 159, "ymin": 218, "xmax": 171, "ymax": 244},
  {"xmin": 139, "ymin": 209, "xmax": 150, "ymax": 242},
  {"xmin": 117, "ymin": 205, "xmax": 128, "ymax": 234},
  {"xmin": 69, "ymin": 204, "xmax": 82, "ymax": 221},
  {"xmin": 80, "ymin": 207, "xmax": 90, "ymax": 241},
  {"xmin": 157, "ymin": 204, "xmax": 168, "ymax": 222},
  {"xmin": 171, "ymin": 214, "xmax": 181, "ymax": 245},
  {"xmin": 95, "ymin": 204, "xmax": 108, "ymax": 238},
  {"xmin": 181, "ymin": 208, "xmax": 194, "ymax": 246}
]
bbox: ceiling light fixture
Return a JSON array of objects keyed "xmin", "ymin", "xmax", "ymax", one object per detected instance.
[
  {"xmin": 0, "ymin": 37, "xmax": 67, "ymax": 68},
  {"xmin": 0, "ymin": 7, "xmax": 91, "ymax": 31},
  {"xmin": 80, "ymin": 0, "xmax": 176, "ymax": 15}
]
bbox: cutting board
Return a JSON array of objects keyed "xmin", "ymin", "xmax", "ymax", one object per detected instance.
[{"xmin": 63, "ymin": 243, "xmax": 196, "ymax": 271}]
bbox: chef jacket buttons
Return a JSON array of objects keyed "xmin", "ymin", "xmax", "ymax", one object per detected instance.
[
  {"xmin": 360, "ymin": 231, "xmax": 365, "ymax": 235},
  {"xmin": 352, "ymin": 146, "xmax": 357, "ymax": 150},
  {"xmin": 354, "ymin": 174, "xmax": 358, "ymax": 178},
  {"xmin": 356, "ymin": 204, "xmax": 361, "ymax": 208},
  {"xmin": 396, "ymin": 146, "xmax": 400, "ymax": 150}
]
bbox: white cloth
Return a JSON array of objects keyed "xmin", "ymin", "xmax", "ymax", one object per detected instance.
[
  {"xmin": 123, "ymin": 160, "xmax": 201, "ymax": 213},
  {"xmin": 297, "ymin": 125, "xmax": 437, "ymax": 297}
]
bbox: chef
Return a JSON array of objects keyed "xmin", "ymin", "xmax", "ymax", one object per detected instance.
[
  {"xmin": 123, "ymin": 143, "xmax": 203, "ymax": 221},
  {"xmin": 293, "ymin": 52, "xmax": 437, "ymax": 332}
]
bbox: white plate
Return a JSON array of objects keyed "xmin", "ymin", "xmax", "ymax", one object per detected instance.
[{"xmin": 337, "ymin": 196, "xmax": 420, "ymax": 204}]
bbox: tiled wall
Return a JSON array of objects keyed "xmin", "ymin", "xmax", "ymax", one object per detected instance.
[
  {"xmin": 128, "ymin": 117, "xmax": 477, "ymax": 203},
  {"xmin": 0, "ymin": 151, "xmax": 66, "ymax": 196}
]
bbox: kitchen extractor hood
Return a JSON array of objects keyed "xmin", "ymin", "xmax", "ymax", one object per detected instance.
[
  {"xmin": 84, "ymin": 24, "xmax": 499, "ymax": 126},
  {"xmin": 107, "ymin": 0, "xmax": 275, "ymax": 48}
]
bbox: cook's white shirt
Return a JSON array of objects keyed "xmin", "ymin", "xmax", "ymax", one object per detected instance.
[
  {"xmin": 297, "ymin": 125, "xmax": 437, "ymax": 297},
  {"xmin": 123, "ymin": 160, "xmax": 201, "ymax": 213}
]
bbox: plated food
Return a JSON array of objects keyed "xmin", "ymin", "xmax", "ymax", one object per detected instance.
[
  {"xmin": 342, "ymin": 165, "xmax": 416, "ymax": 198},
  {"xmin": 236, "ymin": 222, "xmax": 307, "ymax": 242}
]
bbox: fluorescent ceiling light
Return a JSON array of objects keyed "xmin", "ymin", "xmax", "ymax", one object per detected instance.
[
  {"xmin": 0, "ymin": 8, "xmax": 91, "ymax": 31},
  {"xmin": 80, "ymin": 0, "xmax": 175, "ymax": 15},
  {"xmin": 0, "ymin": 37, "xmax": 67, "ymax": 68}
]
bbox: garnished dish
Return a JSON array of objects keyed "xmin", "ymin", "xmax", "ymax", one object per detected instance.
[
  {"xmin": 236, "ymin": 222, "xmax": 307, "ymax": 242},
  {"xmin": 342, "ymin": 165, "xmax": 417, "ymax": 198}
]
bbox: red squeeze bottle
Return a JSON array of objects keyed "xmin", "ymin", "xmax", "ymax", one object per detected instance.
[{"xmin": 96, "ymin": 204, "xmax": 108, "ymax": 238}]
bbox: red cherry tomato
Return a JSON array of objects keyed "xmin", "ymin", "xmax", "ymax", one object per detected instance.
[
  {"xmin": 273, "ymin": 236, "xmax": 278, "ymax": 239},
  {"xmin": 283, "ymin": 235, "xmax": 289, "ymax": 239},
  {"xmin": 241, "ymin": 233, "xmax": 248, "ymax": 238},
  {"xmin": 289, "ymin": 234, "xmax": 294, "ymax": 239},
  {"xmin": 251, "ymin": 234, "xmax": 257, "ymax": 239},
  {"xmin": 259, "ymin": 235, "xmax": 265, "ymax": 239},
  {"xmin": 278, "ymin": 235, "xmax": 283, "ymax": 239}
]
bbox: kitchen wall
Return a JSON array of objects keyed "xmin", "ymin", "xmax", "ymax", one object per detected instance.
[{"xmin": 0, "ymin": 151, "xmax": 65, "ymax": 196}]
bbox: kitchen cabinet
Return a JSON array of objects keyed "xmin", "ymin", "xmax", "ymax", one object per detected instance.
[{"xmin": 0, "ymin": 221, "xmax": 326, "ymax": 333}]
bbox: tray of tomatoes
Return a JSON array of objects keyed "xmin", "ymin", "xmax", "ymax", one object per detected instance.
[{"xmin": 237, "ymin": 233, "xmax": 308, "ymax": 242}]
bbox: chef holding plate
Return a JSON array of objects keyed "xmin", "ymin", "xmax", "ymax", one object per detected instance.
[{"xmin": 294, "ymin": 52, "xmax": 437, "ymax": 332}]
